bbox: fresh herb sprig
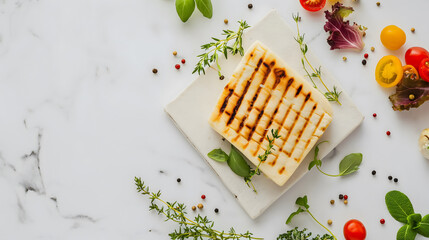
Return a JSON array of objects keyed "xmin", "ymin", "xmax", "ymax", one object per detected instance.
[
  {"xmin": 175, "ymin": 0, "xmax": 213, "ymax": 22},
  {"xmin": 245, "ymin": 129, "xmax": 281, "ymax": 191},
  {"xmin": 277, "ymin": 227, "xmax": 334, "ymax": 240},
  {"xmin": 308, "ymin": 142, "xmax": 362, "ymax": 177},
  {"xmin": 135, "ymin": 177, "xmax": 262, "ymax": 240},
  {"xmin": 385, "ymin": 190, "xmax": 429, "ymax": 240},
  {"xmin": 292, "ymin": 13, "xmax": 342, "ymax": 105},
  {"xmin": 286, "ymin": 196, "xmax": 338, "ymax": 240},
  {"xmin": 193, "ymin": 20, "xmax": 250, "ymax": 77},
  {"xmin": 207, "ymin": 129, "xmax": 280, "ymax": 193}
]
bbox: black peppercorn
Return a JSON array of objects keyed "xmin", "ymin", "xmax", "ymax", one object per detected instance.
[
  {"xmin": 372, "ymin": 170, "xmax": 376, "ymax": 175},
  {"xmin": 219, "ymin": 75, "xmax": 225, "ymax": 80},
  {"xmin": 394, "ymin": 178, "xmax": 398, "ymax": 183},
  {"xmin": 388, "ymin": 176, "xmax": 393, "ymax": 180},
  {"xmin": 152, "ymin": 68, "xmax": 158, "ymax": 74},
  {"xmin": 362, "ymin": 59, "xmax": 367, "ymax": 65},
  {"xmin": 177, "ymin": 178, "xmax": 181, "ymax": 183},
  {"xmin": 214, "ymin": 208, "xmax": 219, "ymax": 213},
  {"xmin": 339, "ymin": 194, "xmax": 344, "ymax": 200},
  {"xmin": 248, "ymin": 3, "xmax": 253, "ymax": 9}
]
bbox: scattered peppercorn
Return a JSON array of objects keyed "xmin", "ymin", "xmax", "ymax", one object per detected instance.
[
  {"xmin": 175, "ymin": 64, "xmax": 181, "ymax": 70},
  {"xmin": 344, "ymin": 195, "xmax": 349, "ymax": 200},
  {"xmin": 342, "ymin": 56, "xmax": 347, "ymax": 61},
  {"xmin": 388, "ymin": 176, "xmax": 393, "ymax": 180},
  {"xmin": 409, "ymin": 94, "xmax": 415, "ymax": 100},
  {"xmin": 344, "ymin": 200, "xmax": 348, "ymax": 205},
  {"xmin": 173, "ymin": 51, "xmax": 177, "ymax": 56},
  {"xmin": 152, "ymin": 68, "xmax": 158, "ymax": 74},
  {"xmin": 362, "ymin": 59, "xmax": 367, "ymax": 65},
  {"xmin": 328, "ymin": 219, "xmax": 333, "ymax": 225},
  {"xmin": 411, "ymin": 28, "xmax": 415, "ymax": 33},
  {"xmin": 197, "ymin": 203, "xmax": 204, "ymax": 209},
  {"xmin": 177, "ymin": 178, "xmax": 181, "ymax": 183},
  {"xmin": 394, "ymin": 178, "xmax": 398, "ymax": 183},
  {"xmin": 371, "ymin": 47, "xmax": 375, "ymax": 52},
  {"xmin": 339, "ymin": 194, "xmax": 344, "ymax": 200},
  {"xmin": 181, "ymin": 59, "xmax": 186, "ymax": 64},
  {"xmin": 373, "ymin": 113, "xmax": 377, "ymax": 118},
  {"xmin": 201, "ymin": 195, "xmax": 206, "ymax": 200},
  {"xmin": 376, "ymin": 2, "xmax": 380, "ymax": 6},
  {"xmin": 248, "ymin": 3, "xmax": 253, "ymax": 9},
  {"xmin": 330, "ymin": 200, "xmax": 335, "ymax": 205},
  {"xmin": 214, "ymin": 208, "xmax": 219, "ymax": 213},
  {"xmin": 380, "ymin": 219, "xmax": 385, "ymax": 224},
  {"xmin": 224, "ymin": 19, "xmax": 228, "ymax": 24},
  {"xmin": 192, "ymin": 206, "xmax": 196, "ymax": 211},
  {"xmin": 219, "ymin": 75, "xmax": 225, "ymax": 80},
  {"xmin": 372, "ymin": 170, "xmax": 377, "ymax": 175},
  {"xmin": 386, "ymin": 131, "xmax": 391, "ymax": 136},
  {"xmin": 364, "ymin": 53, "xmax": 369, "ymax": 59}
]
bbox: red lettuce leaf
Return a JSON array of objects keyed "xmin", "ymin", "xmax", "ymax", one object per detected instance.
[
  {"xmin": 389, "ymin": 77, "xmax": 429, "ymax": 111},
  {"xmin": 324, "ymin": 3, "xmax": 365, "ymax": 51}
]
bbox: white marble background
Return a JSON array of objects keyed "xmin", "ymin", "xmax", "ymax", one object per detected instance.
[{"xmin": 1, "ymin": 0, "xmax": 429, "ymax": 239}]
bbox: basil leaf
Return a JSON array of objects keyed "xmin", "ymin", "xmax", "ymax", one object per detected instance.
[
  {"xmin": 416, "ymin": 214, "xmax": 429, "ymax": 237},
  {"xmin": 407, "ymin": 213, "xmax": 422, "ymax": 229},
  {"xmin": 338, "ymin": 153, "xmax": 362, "ymax": 176},
  {"xmin": 397, "ymin": 225, "xmax": 417, "ymax": 240},
  {"xmin": 295, "ymin": 195, "xmax": 309, "ymax": 209},
  {"xmin": 286, "ymin": 208, "xmax": 305, "ymax": 224},
  {"xmin": 385, "ymin": 191, "xmax": 415, "ymax": 224},
  {"xmin": 207, "ymin": 148, "xmax": 229, "ymax": 162},
  {"xmin": 175, "ymin": 0, "xmax": 195, "ymax": 22},
  {"xmin": 228, "ymin": 145, "xmax": 250, "ymax": 177},
  {"xmin": 308, "ymin": 159, "xmax": 322, "ymax": 170},
  {"xmin": 195, "ymin": 0, "xmax": 213, "ymax": 19}
]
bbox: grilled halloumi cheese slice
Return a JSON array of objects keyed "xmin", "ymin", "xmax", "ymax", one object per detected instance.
[{"xmin": 209, "ymin": 41, "xmax": 333, "ymax": 186}]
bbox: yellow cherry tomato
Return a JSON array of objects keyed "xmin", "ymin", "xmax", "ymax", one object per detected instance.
[
  {"xmin": 402, "ymin": 65, "xmax": 419, "ymax": 79},
  {"xmin": 375, "ymin": 55, "xmax": 404, "ymax": 88},
  {"xmin": 380, "ymin": 25, "xmax": 406, "ymax": 50}
]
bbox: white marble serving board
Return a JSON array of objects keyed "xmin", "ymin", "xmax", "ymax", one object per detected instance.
[{"xmin": 165, "ymin": 10, "xmax": 364, "ymax": 219}]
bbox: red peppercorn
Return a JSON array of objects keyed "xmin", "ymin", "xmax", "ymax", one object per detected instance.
[
  {"xmin": 386, "ymin": 131, "xmax": 391, "ymax": 136},
  {"xmin": 201, "ymin": 195, "xmax": 206, "ymax": 200},
  {"xmin": 364, "ymin": 53, "xmax": 369, "ymax": 59},
  {"xmin": 181, "ymin": 59, "xmax": 186, "ymax": 64},
  {"xmin": 373, "ymin": 113, "xmax": 377, "ymax": 117},
  {"xmin": 344, "ymin": 195, "xmax": 348, "ymax": 200},
  {"xmin": 175, "ymin": 64, "xmax": 181, "ymax": 69},
  {"xmin": 380, "ymin": 219, "xmax": 385, "ymax": 224}
]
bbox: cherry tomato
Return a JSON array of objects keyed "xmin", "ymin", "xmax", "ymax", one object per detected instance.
[
  {"xmin": 402, "ymin": 65, "xmax": 419, "ymax": 79},
  {"xmin": 405, "ymin": 47, "xmax": 429, "ymax": 70},
  {"xmin": 299, "ymin": 0, "xmax": 326, "ymax": 12},
  {"xmin": 375, "ymin": 55, "xmax": 403, "ymax": 88},
  {"xmin": 380, "ymin": 25, "xmax": 406, "ymax": 50},
  {"xmin": 419, "ymin": 58, "xmax": 429, "ymax": 82},
  {"xmin": 344, "ymin": 219, "xmax": 367, "ymax": 240}
]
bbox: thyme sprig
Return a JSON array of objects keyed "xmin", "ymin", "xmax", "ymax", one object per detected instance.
[
  {"xmin": 292, "ymin": 13, "xmax": 342, "ymax": 105},
  {"xmin": 245, "ymin": 129, "xmax": 281, "ymax": 193},
  {"xmin": 135, "ymin": 177, "xmax": 262, "ymax": 240},
  {"xmin": 193, "ymin": 20, "xmax": 250, "ymax": 77}
]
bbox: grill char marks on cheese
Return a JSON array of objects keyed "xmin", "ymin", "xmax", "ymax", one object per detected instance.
[{"xmin": 208, "ymin": 41, "xmax": 333, "ymax": 186}]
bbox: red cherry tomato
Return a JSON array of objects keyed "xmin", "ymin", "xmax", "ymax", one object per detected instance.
[
  {"xmin": 405, "ymin": 47, "xmax": 429, "ymax": 70},
  {"xmin": 419, "ymin": 58, "xmax": 429, "ymax": 82},
  {"xmin": 299, "ymin": 0, "xmax": 326, "ymax": 12},
  {"xmin": 344, "ymin": 219, "xmax": 367, "ymax": 240}
]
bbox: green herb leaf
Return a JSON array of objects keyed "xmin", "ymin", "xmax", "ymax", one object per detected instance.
[
  {"xmin": 175, "ymin": 0, "xmax": 195, "ymax": 22},
  {"xmin": 296, "ymin": 195, "xmax": 310, "ymax": 209},
  {"xmin": 416, "ymin": 214, "xmax": 429, "ymax": 237},
  {"xmin": 228, "ymin": 145, "xmax": 251, "ymax": 177},
  {"xmin": 407, "ymin": 213, "xmax": 422, "ymax": 229},
  {"xmin": 286, "ymin": 207, "xmax": 305, "ymax": 224},
  {"xmin": 385, "ymin": 191, "xmax": 415, "ymax": 224},
  {"xmin": 207, "ymin": 148, "xmax": 229, "ymax": 162},
  {"xmin": 308, "ymin": 141, "xmax": 326, "ymax": 170},
  {"xmin": 397, "ymin": 224, "xmax": 417, "ymax": 240},
  {"xmin": 338, "ymin": 153, "xmax": 362, "ymax": 176},
  {"xmin": 195, "ymin": 0, "xmax": 213, "ymax": 18},
  {"xmin": 277, "ymin": 228, "xmax": 335, "ymax": 240}
]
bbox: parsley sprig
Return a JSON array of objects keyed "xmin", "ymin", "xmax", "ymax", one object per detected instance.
[
  {"xmin": 135, "ymin": 177, "xmax": 262, "ymax": 239},
  {"xmin": 293, "ymin": 13, "xmax": 342, "ymax": 105},
  {"xmin": 193, "ymin": 20, "xmax": 250, "ymax": 77},
  {"xmin": 245, "ymin": 129, "xmax": 281, "ymax": 192}
]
